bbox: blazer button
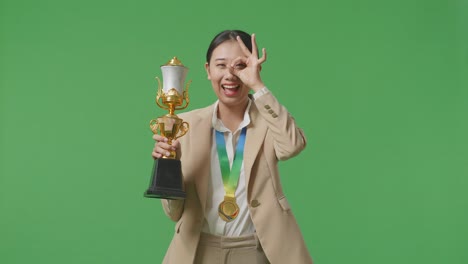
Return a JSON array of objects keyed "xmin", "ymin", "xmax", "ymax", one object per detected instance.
[
  {"xmin": 251, "ymin": 200, "xmax": 260, "ymax": 208},
  {"xmin": 264, "ymin": 105, "xmax": 271, "ymax": 109},
  {"xmin": 268, "ymin": 109, "xmax": 274, "ymax": 114}
]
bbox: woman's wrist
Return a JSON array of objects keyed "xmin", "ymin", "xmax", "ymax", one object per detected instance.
[{"xmin": 250, "ymin": 82, "xmax": 266, "ymax": 92}]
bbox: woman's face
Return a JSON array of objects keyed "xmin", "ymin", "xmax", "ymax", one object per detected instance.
[{"xmin": 205, "ymin": 40, "xmax": 249, "ymax": 108}]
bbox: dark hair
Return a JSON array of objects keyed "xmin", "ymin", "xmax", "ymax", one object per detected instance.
[{"xmin": 206, "ymin": 30, "xmax": 253, "ymax": 63}]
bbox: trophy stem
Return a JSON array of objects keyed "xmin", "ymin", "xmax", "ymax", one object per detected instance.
[{"xmin": 168, "ymin": 104, "xmax": 175, "ymax": 116}]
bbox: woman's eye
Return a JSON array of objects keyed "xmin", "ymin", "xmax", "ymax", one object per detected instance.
[
  {"xmin": 234, "ymin": 63, "xmax": 246, "ymax": 69},
  {"xmin": 216, "ymin": 64, "xmax": 226, "ymax": 68}
]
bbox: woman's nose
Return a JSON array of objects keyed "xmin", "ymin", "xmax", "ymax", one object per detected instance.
[{"xmin": 224, "ymin": 68, "xmax": 237, "ymax": 80}]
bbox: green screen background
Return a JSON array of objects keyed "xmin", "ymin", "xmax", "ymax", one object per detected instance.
[{"xmin": 1, "ymin": 0, "xmax": 467, "ymax": 263}]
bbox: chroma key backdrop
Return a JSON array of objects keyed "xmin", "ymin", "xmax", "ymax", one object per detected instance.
[{"xmin": 1, "ymin": 0, "xmax": 467, "ymax": 263}]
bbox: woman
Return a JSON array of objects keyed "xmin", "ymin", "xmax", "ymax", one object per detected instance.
[{"xmin": 152, "ymin": 30, "xmax": 313, "ymax": 264}]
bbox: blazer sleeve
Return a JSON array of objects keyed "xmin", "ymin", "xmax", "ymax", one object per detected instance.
[
  {"xmin": 161, "ymin": 199, "xmax": 184, "ymax": 222},
  {"xmin": 253, "ymin": 89, "xmax": 307, "ymax": 161}
]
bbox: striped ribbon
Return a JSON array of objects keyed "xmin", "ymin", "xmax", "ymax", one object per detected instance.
[{"xmin": 215, "ymin": 127, "xmax": 247, "ymax": 197}]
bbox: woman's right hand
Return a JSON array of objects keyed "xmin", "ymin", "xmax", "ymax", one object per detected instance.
[{"xmin": 152, "ymin": 134, "xmax": 181, "ymax": 159}]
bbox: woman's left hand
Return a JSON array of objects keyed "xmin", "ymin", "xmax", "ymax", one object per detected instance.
[{"xmin": 230, "ymin": 34, "xmax": 267, "ymax": 92}]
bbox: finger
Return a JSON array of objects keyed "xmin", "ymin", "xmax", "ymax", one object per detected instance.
[
  {"xmin": 230, "ymin": 57, "xmax": 247, "ymax": 70},
  {"xmin": 236, "ymin": 35, "xmax": 252, "ymax": 56},
  {"xmin": 172, "ymin": 139, "xmax": 182, "ymax": 159},
  {"xmin": 251, "ymin": 33, "xmax": 259, "ymax": 58},
  {"xmin": 152, "ymin": 151, "xmax": 162, "ymax": 159},
  {"xmin": 226, "ymin": 57, "xmax": 242, "ymax": 77},
  {"xmin": 172, "ymin": 139, "xmax": 180, "ymax": 149},
  {"xmin": 155, "ymin": 145, "xmax": 172, "ymax": 157},
  {"xmin": 156, "ymin": 141, "xmax": 173, "ymax": 151},
  {"xmin": 152, "ymin": 134, "xmax": 168, "ymax": 142},
  {"xmin": 258, "ymin": 48, "xmax": 267, "ymax": 64},
  {"xmin": 228, "ymin": 66, "xmax": 239, "ymax": 79}
]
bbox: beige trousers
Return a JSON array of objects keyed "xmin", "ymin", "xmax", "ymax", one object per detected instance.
[{"xmin": 194, "ymin": 232, "xmax": 270, "ymax": 264}]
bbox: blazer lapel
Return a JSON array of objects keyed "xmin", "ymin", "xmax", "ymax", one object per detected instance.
[
  {"xmin": 244, "ymin": 102, "xmax": 267, "ymax": 200},
  {"xmin": 191, "ymin": 106, "xmax": 214, "ymax": 214}
]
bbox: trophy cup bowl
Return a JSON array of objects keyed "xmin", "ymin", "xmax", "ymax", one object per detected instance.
[{"xmin": 144, "ymin": 57, "xmax": 191, "ymax": 200}]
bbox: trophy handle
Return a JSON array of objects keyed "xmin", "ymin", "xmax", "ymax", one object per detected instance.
[
  {"xmin": 175, "ymin": 80, "xmax": 191, "ymax": 111},
  {"xmin": 149, "ymin": 119, "xmax": 160, "ymax": 134},
  {"xmin": 174, "ymin": 122, "xmax": 189, "ymax": 140},
  {"xmin": 155, "ymin": 77, "xmax": 169, "ymax": 110}
]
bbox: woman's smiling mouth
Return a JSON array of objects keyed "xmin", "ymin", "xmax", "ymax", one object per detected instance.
[{"xmin": 221, "ymin": 84, "xmax": 241, "ymax": 96}]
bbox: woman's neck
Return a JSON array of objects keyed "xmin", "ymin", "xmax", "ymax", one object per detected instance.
[{"xmin": 217, "ymin": 100, "xmax": 248, "ymax": 132}]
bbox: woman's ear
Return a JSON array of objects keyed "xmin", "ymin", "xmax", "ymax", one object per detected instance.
[{"xmin": 204, "ymin": 62, "xmax": 211, "ymax": 80}]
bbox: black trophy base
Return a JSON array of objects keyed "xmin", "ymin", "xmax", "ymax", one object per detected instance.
[{"xmin": 144, "ymin": 158, "xmax": 186, "ymax": 200}]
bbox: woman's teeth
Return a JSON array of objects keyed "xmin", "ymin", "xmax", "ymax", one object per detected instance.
[
  {"xmin": 222, "ymin": 84, "xmax": 240, "ymax": 89},
  {"xmin": 221, "ymin": 84, "xmax": 240, "ymax": 96}
]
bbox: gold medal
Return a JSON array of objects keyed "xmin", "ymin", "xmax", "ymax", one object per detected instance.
[{"xmin": 218, "ymin": 196, "xmax": 240, "ymax": 222}]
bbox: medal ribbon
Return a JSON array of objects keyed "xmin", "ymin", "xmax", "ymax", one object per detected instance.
[{"xmin": 215, "ymin": 127, "xmax": 247, "ymax": 197}]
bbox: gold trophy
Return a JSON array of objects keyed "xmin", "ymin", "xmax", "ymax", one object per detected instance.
[{"xmin": 144, "ymin": 57, "xmax": 190, "ymax": 199}]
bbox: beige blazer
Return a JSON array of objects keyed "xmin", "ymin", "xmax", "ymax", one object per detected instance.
[{"xmin": 161, "ymin": 92, "xmax": 313, "ymax": 264}]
